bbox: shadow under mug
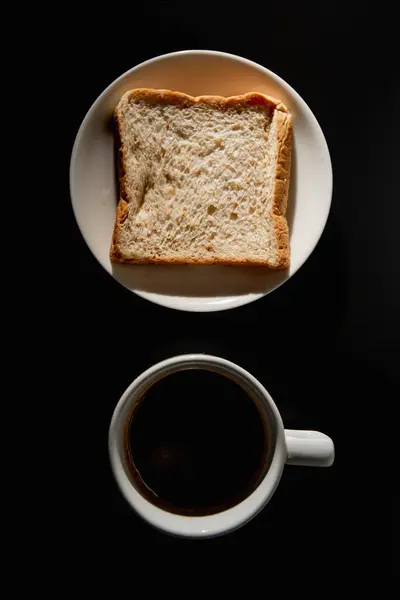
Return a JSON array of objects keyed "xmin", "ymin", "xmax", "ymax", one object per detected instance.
[{"xmin": 109, "ymin": 354, "xmax": 334, "ymax": 537}]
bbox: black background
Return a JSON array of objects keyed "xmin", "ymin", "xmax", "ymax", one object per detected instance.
[{"xmin": 62, "ymin": 2, "xmax": 398, "ymax": 573}]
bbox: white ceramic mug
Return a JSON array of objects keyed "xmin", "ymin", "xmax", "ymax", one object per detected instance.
[{"xmin": 109, "ymin": 354, "xmax": 334, "ymax": 537}]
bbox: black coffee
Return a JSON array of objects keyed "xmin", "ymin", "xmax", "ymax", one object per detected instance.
[{"xmin": 125, "ymin": 370, "xmax": 268, "ymax": 516}]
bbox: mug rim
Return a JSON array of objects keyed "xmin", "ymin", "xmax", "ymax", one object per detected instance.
[{"xmin": 109, "ymin": 354, "xmax": 287, "ymax": 537}]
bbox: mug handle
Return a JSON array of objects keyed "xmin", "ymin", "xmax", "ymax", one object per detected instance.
[{"xmin": 285, "ymin": 430, "xmax": 334, "ymax": 467}]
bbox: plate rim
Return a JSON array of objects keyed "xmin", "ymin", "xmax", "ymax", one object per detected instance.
[{"xmin": 70, "ymin": 49, "xmax": 333, "ymax": 312}]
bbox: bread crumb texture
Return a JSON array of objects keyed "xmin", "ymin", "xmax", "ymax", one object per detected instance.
[{"xmin": 111, "ymin": 90, "xmax": 292, "ymax": 268}]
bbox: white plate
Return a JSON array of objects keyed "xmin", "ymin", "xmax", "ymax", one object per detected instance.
[{"xmin": 70, "ymin": 50, "xmax": 332, "ymax": 312}]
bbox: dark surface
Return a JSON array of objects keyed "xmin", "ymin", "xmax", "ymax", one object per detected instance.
[{"xmin": 63, "ymin": 3, "xmax": 398, "ymax": 573}]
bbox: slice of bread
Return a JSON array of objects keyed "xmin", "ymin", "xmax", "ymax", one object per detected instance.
[{"xmin": 110, "ymin": 89, "xmax": 292, "ymax": 268}]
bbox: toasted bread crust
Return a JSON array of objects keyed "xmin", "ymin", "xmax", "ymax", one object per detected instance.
[
  {"xmin": 110, "ymin": 254, "xmax": 286, "ymax": 267},
  {"xmin": 110, "ymin": 89, "xmax": 292, "ymax": 268},
  {"xmin": 116, "ymin": 88, "xmax": 288, "ymax": 112},
  {"xmin": 272, "ymin": 109, "xmax": 292, "ymax": 269}
]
